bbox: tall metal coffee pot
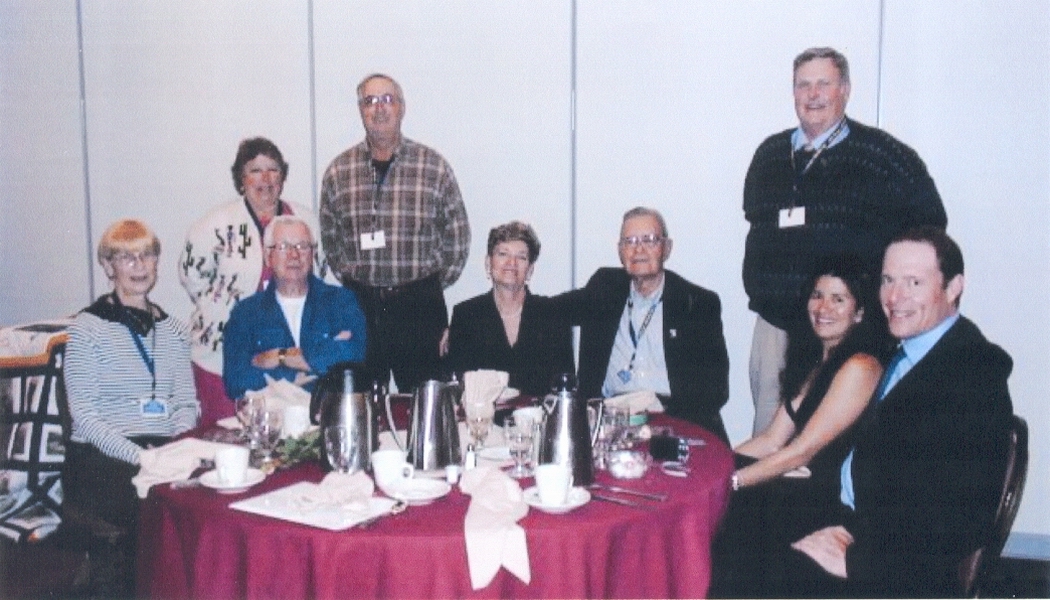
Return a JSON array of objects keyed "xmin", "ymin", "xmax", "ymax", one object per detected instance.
[
  {"xmin": 383, "ymin": 379, "xmax": 462, "ymax": 471},
  {"xmin": 311, "ymin": 366, "xmax": 388, "ymax": 473},
  {"xmin": 537, "ymin": 373, "xmax": 601, "ymax": 486}
]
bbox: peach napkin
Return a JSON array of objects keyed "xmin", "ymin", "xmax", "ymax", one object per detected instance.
[
  {"xmin": 459, "ymin": 465, "xmax": 531, "ymax": 589},
  {"xmin": 133, "ymin": 438, "xmax": 231, "ymax": 498},
  {"xmin": 292, "ymin": 471, "xmax": 375, "ymax": 514},
  {"xmin": 463, "ymin": 370, "xmax": 509, "ymax": 416}
]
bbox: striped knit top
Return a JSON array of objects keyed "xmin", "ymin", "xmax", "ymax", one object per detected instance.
[{"xmin": 65, "ymin": 303, "xmax": 200, "ymax": 464}]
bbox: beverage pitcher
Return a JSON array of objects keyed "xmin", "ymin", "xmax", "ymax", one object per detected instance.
[
  {"xmin": 537, "ymin": 373, "xmax": 601, "ymax": 486},
  {"xmin": 311, "ymin": 366, "xmax": 384, "ymax": 473},
  {"xmin": 384, "ymin": 379, "xmax": 461, "ymax": 471}
]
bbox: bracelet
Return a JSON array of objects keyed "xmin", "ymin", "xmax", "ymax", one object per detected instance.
[
  {"xmin": 278, "ymin": 348, "xmax": 287, "ymax": 366},
  {"xmin": 731, "ymin": 472, "xmax": 741, "ymax": 491}
]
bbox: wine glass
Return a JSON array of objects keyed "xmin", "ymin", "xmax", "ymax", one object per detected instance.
[
  {"xmin": 504, "ymin": 417, "xmax": 534, "ymax": 478},
  {"xmin": 324, "ymin": 425, "xmax": 359, "ymax": 473},
  {"xmin": 236, "ymin": 393, "xmax": 265, "ymax": 444},
  {"xmin": 250, "ymin": 408, "xmax": 283, "ymax": 465},
  {"xmin": 465, "ymin": 397, "xmax": 494, "ymax": 449}
]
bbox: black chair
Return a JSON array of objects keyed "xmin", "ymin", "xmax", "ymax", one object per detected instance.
[{"xmin": 957, "ymin": 414, "xmax": 1029, "ymax": 598}]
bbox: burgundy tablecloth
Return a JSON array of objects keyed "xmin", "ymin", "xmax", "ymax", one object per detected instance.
[{"xmin": 137, "ymin": 415, "xmax": 732, "ymax": 599}]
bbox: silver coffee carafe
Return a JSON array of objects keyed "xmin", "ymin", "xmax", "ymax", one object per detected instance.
[
  {"xmin": 537, "ymin": 373, "xmax": 601, "ymax": 486},
  {"xmin": 384, "ymin": 379, "xmax": 462, "ymax": 471}
]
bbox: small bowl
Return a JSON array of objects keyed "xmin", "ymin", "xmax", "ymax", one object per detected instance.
[{"xmin": 607, "ymin": 450, "xmax": 650, "ymax": 479}]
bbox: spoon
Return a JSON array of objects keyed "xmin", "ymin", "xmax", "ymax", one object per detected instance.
[{"xmin": 356, "ymin": 499, "xmax": 408, "ymax": 529}]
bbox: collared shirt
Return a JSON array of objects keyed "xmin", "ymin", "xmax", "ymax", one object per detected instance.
[
  {"xmin": 840, "ymin": 312, "xmax": 962, "ymax": 508},
  {"xmin": 602, "ymin": 276, "xmax": 671, "ymax": 397},
  {"xmin": 319, "ymin": 137, "xmax": 471, "ymax": 288},
  {"xmin": 791, "ymin": 117, "xmax": 851, "ymax": 150}
]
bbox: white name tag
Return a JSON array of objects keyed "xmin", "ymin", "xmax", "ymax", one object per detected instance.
[
  {"xmin": 360, "ymin": 230, "xmax": 386, "ymax": 250},
  {"xmin": 779, "ymin": 206, "xmax": 806, "ymax": 228}
]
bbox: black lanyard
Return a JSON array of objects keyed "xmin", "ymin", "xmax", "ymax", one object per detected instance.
[
  {"xmin": 790, "ymin": 117, "xmax": 848, "ymax": 200},
  {"xmin": 626, "ymin": 296, "xmax": 661, "ymax": 371}
]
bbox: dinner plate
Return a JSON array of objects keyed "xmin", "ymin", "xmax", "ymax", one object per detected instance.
[
  {"xmin": 523, "ymin": 486, "xmax": 591, "ymax": 514},
  {"xmin": 379, "ymin": 478, "xmax": 452, "ymax": 505},
  {"xmin": 200, "ymin": 468, "xmax": 266, "ymax": 494}
]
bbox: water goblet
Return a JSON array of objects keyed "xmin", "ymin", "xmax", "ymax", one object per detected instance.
[
  {"xmin": 465, "ymin": 397, "xmax": 495, "ymax": 449},
  {"xmin": 250, "ymin": 408, "xmax": 283, "ymax": 465},
  {"xmin": 324, "ymin": 425, "xmax": 359, "ymax": 473},
  {"xmin": 236, "ymin": 393, "xmax": 266, "ymax": 444},
  {"xmin": 504, "ymin": 417, "xmax": 534, "ymax": 478}
]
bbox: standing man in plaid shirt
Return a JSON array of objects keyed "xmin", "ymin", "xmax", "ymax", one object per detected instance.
[{"xmin": 320, "ymin": 73, "xmax": 470, "ymax": 393}]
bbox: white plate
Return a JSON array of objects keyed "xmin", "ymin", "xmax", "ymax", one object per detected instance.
[
  {"xmin": 478, "ymin": 446, "xmax": 511, "ymax": 461},
  {"xmin": 523, "ymin": 486, "xmax": 591, "ymax": 514},
  {"xmin": 200, "ymin": 468, "xmax": 266, "ymax": 494},
  {"xmin": 379, "ymin": 478, "xmax": 452, "ymax": 505},
  {"xmin": 230, "ymin": 482, "xmax": 398, "ymax": 531}
]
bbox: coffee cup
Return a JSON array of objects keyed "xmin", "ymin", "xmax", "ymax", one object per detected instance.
[
  {"xmin": 371, "ymin": 449, "xmax": 415, "ymax": 486},
  {"xmin": 512, "ymin": 406, "xmax": 543, "ymax": 431},
  {"xmin": 215, "ymin": 446, "xmax": 250, "ymax": 485},
  {"xmin": 534, "ymin": 463, "xmax": 572, "ymax": 506},
  {"xmin": 282, "ymin": 404, "xmax": 310, "ymax": 438}
]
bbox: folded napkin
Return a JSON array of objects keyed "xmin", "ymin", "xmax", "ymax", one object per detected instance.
[
  {"xmin": 463, "ymin": 370, "xmax": 509, "ymax": 417},
  {"xmin": 460, "ymin": 466, "xmax": 531, "ymax": 589},
  {"xmin": 216, "ymin": 416, "xmax": 242, "ymax": 430},
  {"xmin": 133, "ymin": 438, "xmax": 231, "ymax": 498},
  {"xmin": 253, "ymin": 374, "xmax": 312, "ymax": 412},
  {"xmin": 292, "ymin": 471, "xmax": 374, "ymax": 514},
  {"xmin": 605, "ymin": 390, "xmax": 664, "ymax": 414}
]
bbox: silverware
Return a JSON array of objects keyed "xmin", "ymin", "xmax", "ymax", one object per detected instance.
[
  {"xmin": 170, "ymin": 478, "xmax": 202, "ymax": 489},
  {"xmin": 356, "ymin": 499, "xmax": 408, "ymax": 529},
  {"xmin": 589, "ymin": 484, "xmax": 667, "ymax": 502},
  {"xmin": 169, "ymin": 458, "xmax": 216, "ymax": 489},
  {"xmin": 591, "ymin": 493, "xmax": 652, "ymax": 509}
]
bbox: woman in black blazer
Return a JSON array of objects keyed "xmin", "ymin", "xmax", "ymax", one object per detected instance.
[{"xmin": 446, "ymin": 221, "xmax": 573, "ymax": 396}]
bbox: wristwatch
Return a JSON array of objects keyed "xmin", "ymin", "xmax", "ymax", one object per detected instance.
[{"xmin": 278, "ymin": 348, "xmax": 287, "ymax": 366}]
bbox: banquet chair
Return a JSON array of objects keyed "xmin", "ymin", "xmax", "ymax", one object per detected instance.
[{"xmin": 956, "ymin": 414, "xmax": 1029, "ymax": 598}]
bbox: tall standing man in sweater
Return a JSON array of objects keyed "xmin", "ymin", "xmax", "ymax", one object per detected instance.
[{"xmin": 742, "ymin": 47, "xmax": 947, "ymax": 434}]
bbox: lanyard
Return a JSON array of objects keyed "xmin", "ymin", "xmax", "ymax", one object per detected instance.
[
  {"xmin": 790, "ymin": 117, "xmax": 848, "ymax": 201},
  {"xmin": 129, "ymin": 329, "xmax": 157, "ymax": 401},
  {"xmin": 626, "ymin": 296, "xmax": 661, "ymax": 371}
]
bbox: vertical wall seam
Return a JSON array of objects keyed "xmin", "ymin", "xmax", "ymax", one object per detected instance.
[
  {"xmin": 75, "ymin": 0, "xmax": 94, "ymax": 302},
  {"xmin": 876, "ymin": 0, "xmax": 885, "ymax": 126},
  {"xmin": 308, "ymin": 0, "xmax": 318, "ymax": 209},
  {"xmin": 570, "ymin": 0, "xmax": 578, "ymax": 289}
]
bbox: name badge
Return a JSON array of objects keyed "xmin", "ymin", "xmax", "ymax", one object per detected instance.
[
  {"xmin": 779, "ymin": 206, "xmax": 806, "ymax": 228},
  {"xmin": 617, "ymin": 369, "xmax": 632, "ymax": 384},
  {"xmin": 140, "ymin": 397, "xmax": 169, "ymax": 417},
  {"xmin": 360, "ymin": 230, "xmax": 386, "ymax": 250}
]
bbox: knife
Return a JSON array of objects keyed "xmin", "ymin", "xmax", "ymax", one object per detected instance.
[
  {"xmin": 590, "ymin": 484, "xmax": 668, "ymax": 502},
  {"xmin": 591, "ymin": 493, "xmax": 652, "ymax": 509}
]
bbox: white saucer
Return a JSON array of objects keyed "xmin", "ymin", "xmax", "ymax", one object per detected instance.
[
  {"xmin": 200, "ymin": 468, "xmax": 266, "ymax": 494},
  {"xmin": 379, "ymin": 478, "xmax": 452, "ymax": 505},
  {"xmin": 523, "ymin": 486, "xmax": 591, "ymax": 514},
  {"xmin": 478, "ymin": 446, "xmax": 511, "ymax": 462}
]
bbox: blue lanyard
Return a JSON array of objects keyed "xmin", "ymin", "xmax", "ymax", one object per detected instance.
[
  {"xmin": 128, "ymin": 328, "xmax": 157, "ymax": 401},
  {"xmin": 626, "ymin": 297, "xmax": 661, "ymax": 370}
]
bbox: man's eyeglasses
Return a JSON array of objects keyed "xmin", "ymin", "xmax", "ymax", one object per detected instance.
[
  {"xmin": 111, "ymin": 251, "xmax": 158, "ymax": 266},
  {"xmin": 267, "ymin": 242, "xmax": 315, "ymax": 254},
  {"xmin": 618, "ymin": 234, "xmax": 664, "ymax": 249},
  {"xmin": 359, "ymin": 94, "xmax": 400, "ymax": 108}
]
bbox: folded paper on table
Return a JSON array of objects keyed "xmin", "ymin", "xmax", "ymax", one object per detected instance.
[
  {"xmin": 230, "ymin": 474, "xmax": 396, "ymax": 531},
  {"xmin": 133, "ymin": 438, "xmax": 233, "ymax": 498},
  {"xmin": 604, "ymin": 390, "xmax": 664, "ymax": 414},
  {"xmin": 250, "ymin": 375, "xmax": 313, "ymax": 412},
  {"xmin": 459, "ymin": 465, "xmax": 531, "ymax": 589}
]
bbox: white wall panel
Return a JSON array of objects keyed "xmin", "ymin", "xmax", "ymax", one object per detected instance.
[
  {"xmin": 881, "ymin": 0, "xmax": 1050, "ymax": 541},
  {"xmin": 312, "ymin": 0, "xmax": 573, "ymax": 309},
  {"xmin": 79, "ymin": 0, "xmax": 313, "ymax": 322},
  {"xmin": 575, "ymin": 0, "xmax": 881, "ymax": 445},
  {"xmin": 0, "ymin": 0, "xmax": 88, "ymax": 323}
]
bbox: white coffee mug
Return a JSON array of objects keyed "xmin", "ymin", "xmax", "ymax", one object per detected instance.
[
  {"xmin": 371, "ymin": 449, "xmax": 415, "ymax": 486},
  {"xmin": 534, "ymin": 463, "xmax": 572, "ymax": 506},
  {"xmin": 215, "ymin": 446, "xmax": 250, "ymax": 485},
  {"xmin": 282, "ymin": 405, "xmax": 310, "ymax": 438}
]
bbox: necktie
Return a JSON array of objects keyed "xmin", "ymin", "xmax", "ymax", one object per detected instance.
[{"xmin": 875, "ymin": 346, "xmax": 907, "ymax": 401}]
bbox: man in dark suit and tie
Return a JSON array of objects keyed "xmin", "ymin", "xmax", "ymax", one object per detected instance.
[
  {"xmin": 555, "ymin": 207, "xmax": 730, "ymax": 444},
  {"xmin": 787, "ymin": 227, "xmax": 1013, "ymax": 597}
]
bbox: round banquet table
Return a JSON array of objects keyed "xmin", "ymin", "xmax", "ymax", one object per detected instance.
[{"xmin": 136, "ymin": 414, "xmax": 733, "ymax": 599}]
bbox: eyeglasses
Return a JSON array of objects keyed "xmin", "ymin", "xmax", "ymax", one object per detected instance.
[
  {"xmin": 267, "ymin": 242, "xmax": 315, "ymax": 254},
  {"xmin": 359, "ymin": 94, "xmax": 400, "ymax": 108},
  {"xmin": 110, "ymin": 251, "xmax": 158, "ymax": 266},
  {"xmin": 618, "ymin": 234, "xmax": 664, "ymax": 249}
]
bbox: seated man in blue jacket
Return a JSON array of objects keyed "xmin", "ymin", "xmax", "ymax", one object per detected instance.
[{"xmin": 223, "ymin": 215, "xmax": 366, "ymax": 399}]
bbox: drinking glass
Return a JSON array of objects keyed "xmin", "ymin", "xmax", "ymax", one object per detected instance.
[
  {"xmin": 250, "ymin": 408, "xmax": 283, "ymax": 464},
  {"xmin": 465, "ymin": 397, "xmax": 495, "ymax": 449},
  {"xmin": 236, "ymin": 393, "xmax": 266, "ymax": 444},
  {"xmin": 504, "ymin": 417, "xmax": 534, "ymax": 478},
  {"xmin": 324, "ymin": 425, "xmax": 359, "ymax": 473}
]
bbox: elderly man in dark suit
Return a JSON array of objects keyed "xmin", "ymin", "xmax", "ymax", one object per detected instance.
[
  {"xmin": 782, "ymin": 227, "xmax": 1013, "ymax": 598},
  {"xmin": 555, "ymin": 207, "xmax": 730, "ymax": 444}
]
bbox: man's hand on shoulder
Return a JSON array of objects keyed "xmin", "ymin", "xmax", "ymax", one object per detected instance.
[{"xmin": 792, "ymin": 525, "xmax": 853, "ymax": 579}]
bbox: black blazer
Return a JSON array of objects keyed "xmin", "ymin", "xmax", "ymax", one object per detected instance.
[
  {"xmin": 554, "ymin": 268, "xmax": 730, "ymax": 443},
  {"xmin": 446, "ymin": 290, "xmax": 574, "ymax": 397},
  {"xmin": 844, "ymin": 316, "xmax": 1013, "ymax": 597}
]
